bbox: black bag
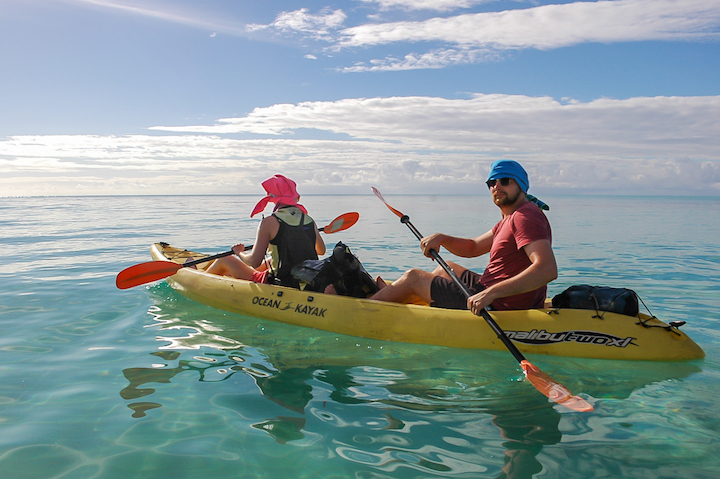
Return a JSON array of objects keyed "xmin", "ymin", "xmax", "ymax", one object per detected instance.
[
  {"xmin": 551, "ymin": 285, "xmax": 639, "ymax": 317},
  {"xmin": 291, "ymin": 242, "xmax": 379, "ymax": 298}
]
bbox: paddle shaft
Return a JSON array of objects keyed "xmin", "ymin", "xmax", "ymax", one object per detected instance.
[
  {"xmin": 400, "ymin": 215, "xmax": 527, "ymax": 364},
  {"xmin": 180, "ymin": 249, "xmax": 234, "ymax": 268}
]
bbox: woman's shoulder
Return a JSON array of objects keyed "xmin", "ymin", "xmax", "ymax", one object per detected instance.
[{"xmin": 273, "ymin": 206, "xmax": 314, "ymax": 226}]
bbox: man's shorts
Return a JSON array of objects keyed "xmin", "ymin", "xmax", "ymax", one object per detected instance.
[{"xmin": 430, "ymin": 269, "xmax": 486, "ymax": 310}]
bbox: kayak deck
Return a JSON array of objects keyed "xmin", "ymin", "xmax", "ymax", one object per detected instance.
[{"xmin": 149, "ymin": 243, "xmax": 705, "ymax": 361}]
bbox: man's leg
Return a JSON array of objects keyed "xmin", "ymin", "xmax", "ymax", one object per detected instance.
[
  {"xmin": 369, "ymin": 268, "xmax": 435, "ymax": 304},
  {"xmin": 371, "ymin": 261, "xmax": 471, "ymax": 304},
  {"xmin": 430, "ymin": 261, "xmax": 468, "ymax": 280}
]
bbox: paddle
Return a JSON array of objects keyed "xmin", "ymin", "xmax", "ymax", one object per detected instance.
[
  {"xmin": 372, "ymin": 187, "xmax": 593, "ymax": 412},
  {"xmin": 116, "ymin": 212, "xmax": 360, "ymax": 290}
]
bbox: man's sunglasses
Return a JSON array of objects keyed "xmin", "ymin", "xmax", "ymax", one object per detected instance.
[{"xmin": 486, "ymin": 177, "xmax": 513, "ymax": 189}]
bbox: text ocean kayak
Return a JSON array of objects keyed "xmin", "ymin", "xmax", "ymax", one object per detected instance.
[{"xmin": 150, "ymin": 243, "xmax": 705, "ymax": 361}]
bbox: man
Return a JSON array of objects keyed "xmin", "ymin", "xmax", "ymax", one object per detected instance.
[{"xmin": 370, "ymin": 160, "xmax": 557, "ymax": 314}]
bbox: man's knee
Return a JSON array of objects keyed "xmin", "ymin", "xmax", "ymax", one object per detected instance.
[
  {"xmin": 371, "ymin": 268, "xmax": 432, "ymax": 303},
  {"xmin": 401, "ymin": 268, "xmax": 434, "ymax": 294},
  {"xmin": 401, "ymin": 268, "xmax": 425, "ymax": 283}
]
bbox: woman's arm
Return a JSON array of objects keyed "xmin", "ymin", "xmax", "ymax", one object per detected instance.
[
  {"xmin": 314, "ymin": 221, "xmax": 326, "ymax": 256},
  {"xmin": 237, "ymin": 216, "xmax": 280, "ymax": 268}
]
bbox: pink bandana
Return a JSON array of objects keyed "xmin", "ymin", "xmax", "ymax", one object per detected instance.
[{"xmin": 250, "ymin": 175, "xmax": 308, "ymax": 217}]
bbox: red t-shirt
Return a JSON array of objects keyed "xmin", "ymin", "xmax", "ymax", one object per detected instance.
[{"xmin": 480, "ymin": 201, "xmax": 552, "ymax": 310}]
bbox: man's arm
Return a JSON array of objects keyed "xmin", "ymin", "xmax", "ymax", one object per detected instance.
[
  {"xmin": 421, "ymin": 230, "xmax": 494, "ymax": 258},
  {"xmin": 466, "ymin": 239, "xmax": 557, "ymax": 314}
]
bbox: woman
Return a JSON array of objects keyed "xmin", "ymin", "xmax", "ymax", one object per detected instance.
[{"xmin": 207, "ymin": 175, "xmax": 326, "ymax": 287}]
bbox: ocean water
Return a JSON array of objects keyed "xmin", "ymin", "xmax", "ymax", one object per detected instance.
[{"xmin": 1, "ymin": 194, "xmax": 718, "ymax": 479}]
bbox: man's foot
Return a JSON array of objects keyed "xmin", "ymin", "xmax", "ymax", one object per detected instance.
[
  {"xmin": 324, "ymin": 284, "xmax": 337, "ymax": 295},
  {"xmin": 376, "ymin": 276, "xmax": 387, "ymax": 289}
]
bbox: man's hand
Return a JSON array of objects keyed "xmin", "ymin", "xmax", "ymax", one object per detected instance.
[
  {"xmin": 420, "ymin": 233, "xmax": 446, "ymax": 257},
  {"xmin": 467, "ymin": 288, "xmax": 496, "ymax": 315}
]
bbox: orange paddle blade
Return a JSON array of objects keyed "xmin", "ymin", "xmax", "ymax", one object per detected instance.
[
  {"xmin": 323, "ymin": 212, "xmax": 359, "ymax": 234},
  {"xmin": 372, "ymin": 187, "xmax": 405, "ymax": 218},
  {"xmin": 116, "ymin": 261, "xmax": 182, "ymax": 290},
  {"xmin": 521, "ymin": 360, "xmax": 594, "ymax": 412}
]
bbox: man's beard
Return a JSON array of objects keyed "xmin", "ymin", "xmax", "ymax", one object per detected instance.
[{"xmin": 493, "ymin": 189, "xmax": 521, "ymax": 206}]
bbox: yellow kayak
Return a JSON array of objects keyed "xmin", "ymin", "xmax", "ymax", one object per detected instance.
[{"xmin": 150, "ymin": 243, "xmax": 705, "ymax": 361}]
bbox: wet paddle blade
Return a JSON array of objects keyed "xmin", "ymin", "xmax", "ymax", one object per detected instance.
[
  {"xmin": 372, "ymin": 187, "xmax": 405, "ymax": 218},
  {"xmin": 521, "ymin": 360, "xmax": 594, "ymax": 412},
  {"xmin": 116, "ymin": 261, "xmax": 182, "ymax": 290},
  {"xmin": 322, "ymin": 212, "xmax": 359, "ymax": 234}
]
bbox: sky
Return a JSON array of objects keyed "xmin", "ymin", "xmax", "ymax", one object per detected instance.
[{"xmin": 1, "ymin": 0, "xmax": 719, "ymax": 196}]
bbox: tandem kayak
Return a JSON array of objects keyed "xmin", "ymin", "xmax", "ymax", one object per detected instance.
[{"xmin": 149, "ymin": 242, "xmax": 704, "ymax": 361}]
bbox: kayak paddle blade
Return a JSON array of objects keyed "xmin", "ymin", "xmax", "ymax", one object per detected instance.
[
  {"xmin": 372, "ymin": 187, "xmax": 405, "ymax": 218},
  {"xmin": 521, "ymin": 360, "xmax": 594, "ymax": 412},
  {"xmin": 116, "ymin": 261, "xmax": 183, "ymax": 290},
  {"xmin": 323, "ymin": 212, "xmax": 359, "ymax": 234}
]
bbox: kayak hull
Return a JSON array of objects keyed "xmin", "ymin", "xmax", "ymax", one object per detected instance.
[{"xmin": 150, "ymin": 243, "xmax": 705, "ymax": 361}]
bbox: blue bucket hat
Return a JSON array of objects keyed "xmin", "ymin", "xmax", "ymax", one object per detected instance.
[{"xmin": 487, "ymin": 160, "xmax": 529, "ymax": 193}]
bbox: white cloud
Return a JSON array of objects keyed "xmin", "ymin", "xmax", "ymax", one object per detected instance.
[
  {"xmin": 246, "ymin": 8, "xmax": 347, "ymax": 41},
  {"xmin": 2, "ymin": 94, "xmax": 719, "ymax": 196},
  {"xmin": 152, "ymin": 94, "xmax": 720, "ymax": 159},
  {"xmin": 338, "ymin": 0, "xmax": 720, "ymax": 50},
  {"xmin": 69, "ymin": 0, "xmax": 253, "ymax": 37},
  {"xmin": 332, "ymin": 0, "xmax": 720, "ymax": 70},
  {"xmin": 340, "ymin": 47, "xmax": 500, "ymax": 71},
  {"xmin": 67, "ymin": 0, "xmax": 720, "ymax": 71},
  {"xmin": 356, "ymin": 0, "xmax": 494, "ymax": 12}
]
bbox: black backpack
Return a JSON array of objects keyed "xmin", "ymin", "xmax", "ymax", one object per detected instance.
[
  {"xmin": 551, "ymin": 285, "xmax": 639, "ymax": 317},
  {"xmin": 291, "ymin": 242, "xmax": 380, "ymax": 298}
]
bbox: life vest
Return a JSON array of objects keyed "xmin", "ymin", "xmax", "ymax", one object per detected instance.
[{"xmin": 268, "ymin": 206, "xmax": 318, "ymax": 287}]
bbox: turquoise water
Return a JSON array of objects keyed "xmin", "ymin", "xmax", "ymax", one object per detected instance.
[{"xmin": 1, "ymin": 194, "xmax": 718, "ymax": 479}]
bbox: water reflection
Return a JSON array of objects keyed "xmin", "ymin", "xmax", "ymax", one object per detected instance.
[
  {"xmin": 120, "ymin": 349, "xmax": 244, "ymax": 418},
  {"xmin": 120, "ymin": 292, "xmax": 701, "ymax": 478}
]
